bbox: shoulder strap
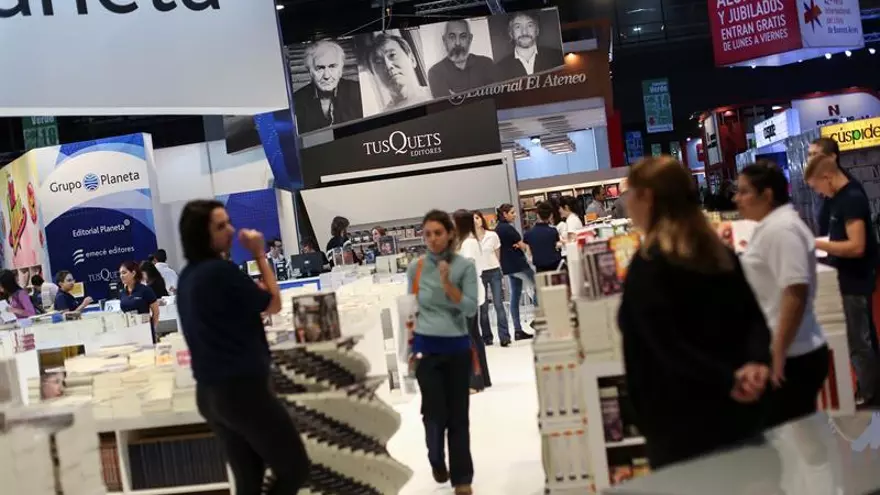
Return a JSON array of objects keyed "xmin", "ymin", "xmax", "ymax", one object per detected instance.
[{"xmin": 412, "ymin": 257, "xmax": 425, "ymax": 295}]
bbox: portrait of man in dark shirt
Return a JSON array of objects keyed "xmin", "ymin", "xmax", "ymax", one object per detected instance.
[
  {"xmin": 494, "ymin": 11, "xmax": 563, "ymax": 81},
  {"xmin": 427, "ymin": 20, "xmax": 496, "ymax": 97},
  {"xmin": 293, "ymin": 40, "xmax": 364, "ymax": 134}
]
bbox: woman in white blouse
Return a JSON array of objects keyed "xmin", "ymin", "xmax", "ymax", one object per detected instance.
[
  {"xmin": 735, "ymin": 162, "xmax": 829, "ymax": 427},
  {"xmin": 473, "ymin": 211, "xmax": 510, "ymax": 346},
  {"xmin": 455, "ymin": 209, "xmax": 491, "ymax": 391},
  {"xmin": 559, "ymin": 196, "xmax": 584, "ymax": 240}
]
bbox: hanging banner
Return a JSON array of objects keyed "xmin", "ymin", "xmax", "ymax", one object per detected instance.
[
  {"xmin": 821, "ymin": 117, "xmax": 880, "ymax": 152},
  {"xmin": 0, "ymin": 153, "xmax": 48, "ymax": 274},
  {"xmin": 22, "ymin": 117, "xmax": 59, "ymax": 151},
  {"xmin": 289, "ymin": 8, "xmax": 564, "ymax": 135},
  {"xmin": 33, "ymin": 134, "xmax": 158, "ymax": 300},
  {"xmin": 0, "ymin": 1, "xmax": 287, "ymax": 116},
  {"xmin": 642, "ymin": 79, "xmax": 674, "ymax": 133}
]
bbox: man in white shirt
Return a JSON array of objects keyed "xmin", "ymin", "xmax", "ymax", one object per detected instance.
[
  {"xmin": 33, "ymin": 275, "xmax": 58, "ymax": 312},
  {"xmin": 153, "ymin": 249, "xmax": 178, "ymax": 293}
]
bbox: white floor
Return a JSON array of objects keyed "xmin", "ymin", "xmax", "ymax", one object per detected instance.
[{"xmin": 387, "ymin": 342, "xmax": 545, "ymax": 495}]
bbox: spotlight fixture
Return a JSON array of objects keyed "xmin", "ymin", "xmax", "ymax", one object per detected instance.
[
  {"xmin": 845, "ymin": 50, "xmax": 852, "ymax": 57},
  {"xmin": 772, "ymin": 105, "xmax": 783, "ymax": 110},
  {"xmin": 798, "ymin": 59, "xmax": 803, "ymax": 63},
  {"xmin": 825, "ymin": 53, "xmax": 832, "ymax": 59},
  {"xmin": 870, "ymin": 48, "xmax": 877, "ymax": 55},
  {"xmin": 686, "ymin": 137, "xmax": 691, "ymax": 142},
  {"xmin": 276, "ymin": 3, "xmax": 284, "ymax": 10},
  {"xmin": 750, "ymin": 64, "xmax": 756, "ymax": 69}
]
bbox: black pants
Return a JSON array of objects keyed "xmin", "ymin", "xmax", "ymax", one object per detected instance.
[
  {"xmin": 468, "ymin": 316, "xmax": 491, "ymax": 390},
  {"xmin": 767, "ymin": 345, "xmax": 830, "ymax": 428},
  {"xmin": 196, "ymin": 377, "xmax": 310, "ymax": 495},
  {"xmin": 416, "ymin": 351, "xmax": 474, "ymax": 486}
]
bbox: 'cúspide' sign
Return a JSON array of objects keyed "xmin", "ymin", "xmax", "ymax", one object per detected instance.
[{"xmin": 301, "ymin": 99, "xmax": 500, "ymax": 188}]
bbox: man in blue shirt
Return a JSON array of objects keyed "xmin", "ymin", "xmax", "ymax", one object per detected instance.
[
  {"xmin": 809, "ymin": 155, "xmax": 880, "ymax": 407},
  {"xmin": 523, "ymin": 202, "xmax": 562, "ymax": 273}
]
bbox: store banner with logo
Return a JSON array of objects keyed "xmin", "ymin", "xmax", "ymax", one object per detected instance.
[
  {"xmin": 0, "ymin": 153, "xmax": 47, "ymax": 273},
  {"xmin": 792, "ymin": 91, "xmax": 880, "ymax": 130},
  {"xmin": 642, "ymin": 79, "xmax": 674, "ymax": 133},
  {"xmin": 708, "ymin": 0, "xmax": 864, "ymax": 66},
  {"xmin": 33, "ymin": 134, "xmax": 158, "ymax": 300},
  {"xmin": 22, "ymin": 117, "xmax": 59, "ymax": 151},
  {"xmin": 0, "ymin": 1, "xmax": 287, "ymax": 116},
  {"xmin": 821, "ymin": 117, "xmax": 880, "ymax": 152},
  {"xmin": 300, "ymin": 99, "xmax": 501, "ymax": 188},
  {"xmin": 218, "ymin": 189, "xmax": 281, "ymax": 265},
  {"xmin": 289, "ymin": 8, "xmax": 563, "ymax": 135},
  {"xmin": 754, "ymin": 109, "xmax": 801, "ymax": 148}
]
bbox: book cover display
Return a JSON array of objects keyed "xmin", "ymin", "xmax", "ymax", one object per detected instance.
[{"xmin": 292, "ymin": 293, "xmax": 341, "ymax": 344}]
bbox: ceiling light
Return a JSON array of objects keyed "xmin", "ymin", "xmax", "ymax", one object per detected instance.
[
  {"xmin": 276, "ymin": 4, "xmax": 284, "ymax": 10},
  {"xmin": 750, "ymin": 64, "xmax": 756, "ymax": 69},
  {"xmin": 686, "ymin": 137, "xmax": 691, "ymax": 142},
  {"xmin": 870, "ymin": 48, "xmax": 876, "ymax": 55},
  {"xmin": 845, "ymin": 50, "xmax": 852, "ymax": 57},
  {"xmin": 530, "ymin": 136, "xmax": 541, "ymax": 145},
  {"xmin": 772, "ymin": 105, "xmax": 783, "ymax": 110},
  {"xmin": 825, "ymin": 53, "xmax": 832, "ymax": 59},
  {"xmin": 798, "ymin": 59, "xmax": 803, "ymax": 63}
]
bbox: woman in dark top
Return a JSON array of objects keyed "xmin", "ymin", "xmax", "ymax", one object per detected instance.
[
  {"xmin": 494, "ymin": 204, "xmax": 534, "ymax": 345},
  {"xmin": 53, "ymin": 271, "xmax": 93, "ymax": 313},
  {"xmin": 140, "ymin": 261, "xmax": 169, "ymax": 298},
  {"xmin": 119, "ymin": 261, "xmax": 160, "ymax": 340},
  {"xmin": 176, "ymin": 200, "xmax": 309, "ymax": 494},
  {"xmin": 618, "ymin": 156, "xmax": 773, "ymax": 468},
  {"xmin": 325, "ymin": 215, "xmax": 351, "ymax": 251}
]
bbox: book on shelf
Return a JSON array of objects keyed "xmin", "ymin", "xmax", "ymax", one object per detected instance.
[{"xmin": 292, "ymin": 293, "xmax": 341, "ymax": 344}]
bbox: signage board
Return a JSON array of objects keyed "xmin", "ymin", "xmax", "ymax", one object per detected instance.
[
  {"xmin": 22, "ymin": 117, "xmax": 59, "ymax": 151},
  {"xmin": 821, "ymin": 117, "xmax": 880, "ymax": 152},
  {"xmin": 703, "ymin": 114, "xmax": 723, "ymax": 166},
  {"xmin": 650, "ymin": 143, "xmax": 663, "ymax": 157},
  {"xmin": 642, "ymin": 79, "xmax": 674, "ymax": 133},
  {"xmin": 0, "ymin": 1, "xmax": 288, "ymax": 116},
  {"xmin": 625, "ymin": 131, "xmax": 644, "ymax": 164},
  {"xmin": 289, "ymin": 8, "xmax": 564, "ymax": 135},
  {"xmin": 708, "ymin": 0, "xmax": 802, "ymax": 66},
  {"xmin": 300, "ymin": 99, "xmax": 501, "ymax": 188},
  {"xmin": 792, "ymin": 92, "xmax": 880, "ymax": 131},
  {"xmin": 798, "ymin": 0, "xmax": 864, "ymax": 48},
  {"xmin": 754, "ymin": 109, "xmax": 801, "ymax": 148}
]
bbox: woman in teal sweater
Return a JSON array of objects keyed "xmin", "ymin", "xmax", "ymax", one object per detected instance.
[{"xmin": 408, "ymin": 210, "xmax": 479, "ymax": 495}]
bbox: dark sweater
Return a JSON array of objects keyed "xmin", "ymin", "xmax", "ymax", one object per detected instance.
[{"xmin": 617, "ymin": 247, "xmax": 771, "ymax": 465}]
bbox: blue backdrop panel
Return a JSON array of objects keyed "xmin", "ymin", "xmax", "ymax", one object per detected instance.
[{"xmin": 218, "ymin": 189, "xmax": 281, "ymax": 265}]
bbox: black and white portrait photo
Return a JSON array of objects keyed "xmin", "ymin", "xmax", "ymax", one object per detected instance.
[
  {"xmin": 420, "ymin": 18, "xmax": 496, "ymax": 98},
  {"xmin": 357, "ymin": 30, "xmax": 432, "ymax": 117},
  {"xmin": 291, "ymin": 39, "xmax": 364, "ymax": 134},
  {"xmin": 489, "ymin": 9, "xmax": 564, "ymax": 81}
]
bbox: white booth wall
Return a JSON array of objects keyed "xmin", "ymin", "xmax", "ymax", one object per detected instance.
[{"xmin": 149, "ymin": 141, "xmax": 297, "ymax": 271}]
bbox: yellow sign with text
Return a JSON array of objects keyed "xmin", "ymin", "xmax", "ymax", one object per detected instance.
[{"xmin": 821, "ymin": 117, "xmax": 880, "ymax": 152}]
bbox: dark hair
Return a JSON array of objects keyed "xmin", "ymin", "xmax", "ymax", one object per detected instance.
[
  {"xmin": 422, "ymin": 209, "xmax": 456, "ymax": 249},
  {"xmin": 453, "ymin": 209, "xmax": 477, "ymax": 247},
  {"xmin": 369, "ymin": 33, "xmax": 414, "ymax": 67},
  {"xmin": 536, "ymin": 201, "xmax": 554, "ymax": 221},
  {"xmin": 270, "ymin": 238, "xmax": 282, "ymax": 248},
  {"xmin": 31, "ymin": 275, "xmax": 44, "ymax": 287},
  {"xmin": 371, "ymin": 226, "xmax": 386, "ymax": 236},
  {"xmin": 330, "ymin": 216, "xmax": 350, "ymax": 238},
  {"xmin": 301, "ymin": 236, "xmax": 319, "ymax": 252},
  {"xmin": 740, "ymin": 161, "xmax": 790, "ymax": 207},
  {"xmin": 140, "ymin": 261, "xmax": 164, "ymax": 284},
  {"xmin": 496, "ymin": 203, "xmax": 514, "ymax": 222},
  {"xmin": 508, "ymin": 11, "xmax": 539, "ymax": 29},
  {"xmin": 179, "ymin": 199, "xmax": 226, "ymax": 263},
  {"xmin": 561, "ymin": 196, "xmax": 583, "ymax": 221},
  {"xmin": 153, "ymin": 249, "xmax": 168, "ymax": 263},
  {"xmin": 0, "ymin": 270, "xmax": 22, "ymax": 296},
  {"xmin": 548, "ymin": 197, "xmax": 563, "ymax": 225},
  {"xmin": 811, "ymin": 137, "xmax": 840, "ymax": 163},
  {"xmin": 55, "ymin": 270, "xmax": 72, "ymax": 286},
  {"xmin": 147, "ymin": 254, "xmax": 156, "ymax": 263},
  {"xmin": 590, "ymin": 186, "xmax": 604, "ymax": 197},
  {"xmin": 120, "ymin": 261, "xmax": 142, "ymax": 283},
  {"xmin": 473, "ymin": 210, "xmax": 491, "ymax": 231}
]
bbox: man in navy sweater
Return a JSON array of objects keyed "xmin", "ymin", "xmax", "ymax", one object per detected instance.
[{"xmin": 524, "ymin": 202, "xmax": 562, "ymax": 273}]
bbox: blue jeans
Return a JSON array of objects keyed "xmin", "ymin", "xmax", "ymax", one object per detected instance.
[
  {"xmin": 508, "ymin": 268, "xmax": 537, "ymax": 332},
  {"xmin": 479, "ymin": 268, "xmax": 509, "ymax": 342},
  {"xmin": 842, "ymin": 294, "xmax": 880, "ymax": 403}
]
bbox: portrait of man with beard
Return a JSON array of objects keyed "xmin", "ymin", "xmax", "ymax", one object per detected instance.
[
  {"xmin": 293, "ymin": 40, "xmax": 364, "ymax": 134},
  {"xmin": 493, "ymin": 10, "xmax": 564, "ymax": 81},
  {"xmin": 426, "ymin": 20, "xmax": 496, "ymax": 98},
  {"xmin": 367, "ymin": 33, "xmax": 432, "ymax": 112}
]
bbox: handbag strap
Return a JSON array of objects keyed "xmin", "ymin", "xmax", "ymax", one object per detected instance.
[{"xmin": 411, "ymin": 257, "xmax": 425, "ymax": 295}]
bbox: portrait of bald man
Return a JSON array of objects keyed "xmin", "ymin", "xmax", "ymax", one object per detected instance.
[
  {"xmin": 293, "ymin": 40, "xmax": 364, "ymax": 134},
  {"xmin": 427, "ymin": 19, "xmax": 496, "ymax": 97}
]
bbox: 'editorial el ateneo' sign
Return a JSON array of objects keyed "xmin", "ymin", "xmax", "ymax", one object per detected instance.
[
  {"xmin": 821, "ymin": 117, "xmax": 880, "ymax": 152},
  {"xmin": 301, "ymin": 99, "xmax": 501, "ymax": 188}
]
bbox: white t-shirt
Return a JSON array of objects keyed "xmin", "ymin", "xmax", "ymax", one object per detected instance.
[
  {"xmin": 565, "ymin": 214, "xmax": 584, "ymax": 235},
  {"xmin": 459, "ymin": 235, "xmax": 486, "ymax": 305},
  {"xmin": 556, "ymin": 221, "xmax": 568, "ymax": 240},
  {"xmin": 740, "ymin": 204, "xmax": 826, "ymax": 357},
  {"xmin": 41, "ymin": 282, "xmax": 59, "ymax": 310},
  {"xmin": 155, "ymin": 263, "xmax": 178, "ymax": 290},
  {"xmin": 479, "ymin": 230, "xmax": 501, "ymax": 271}
]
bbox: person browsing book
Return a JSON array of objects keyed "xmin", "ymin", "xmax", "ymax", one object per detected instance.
[
  {"xmin": 495, "ymin": 203, "xmax": 535, "ymax": 345},
  {"xmin": 736, "ymin": 162, "xmax": 829, "ymax": 427},
  {"xmin": 176, "ymin": 200, "xmax": 309, "ymax": 495},
  {"xmin": 0, "ymin": 270, "xmax": 36, "ymax": 319},
  {"xmin": 473, "ymin": 210, "xmax": 509, "ymax": 346},
  {"xmin": 408, "ymin": 210, "xmax": 478, "ymax": 495},
  {"xmin": 523, "ymin": 202, "xmax": 562, "ymax": 273},
  {"xmin": 807, "ymin": 155, "xmax": 880, "ymax": 407},
  {"xmin": 559, "ymin": 196, "xmax": 584, "ymax": 236},
  {"xmin": 618, "ymin": 156, "xmax": 772, "ymax": 468},
  {"xmin": 53, "ymin": 271, "xmax": 93, "ymax": 313}
]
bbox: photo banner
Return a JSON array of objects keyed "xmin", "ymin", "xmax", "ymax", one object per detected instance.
[
  {"xmin": 0, "ymin": 153, "xmax": 48, "ymax": 275},
  {"xmin": 33, "ymin": 134, "xmax": 158, "ymax": 300},
  {"xmin": 289, "ymin": 7, "xmax": 564, "ymax": 135}
]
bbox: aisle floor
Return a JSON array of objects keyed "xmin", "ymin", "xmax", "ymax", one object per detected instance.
[{"xmin": 388, "ymin": 342, "xmax": 545, "ymax": 495}]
